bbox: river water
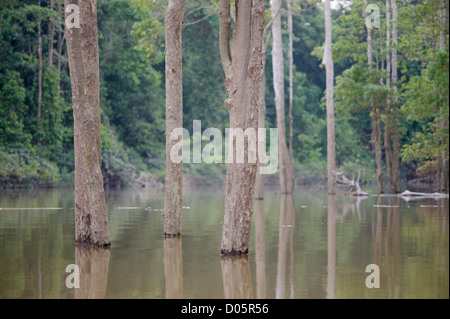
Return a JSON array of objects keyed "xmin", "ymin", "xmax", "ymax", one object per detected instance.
[{"xmin": 0, "ymin": 186, "xmax": 448, "ymax": 298}]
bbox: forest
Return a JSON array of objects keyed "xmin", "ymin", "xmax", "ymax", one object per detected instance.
[{"xmin": 0, "ymin": 0, "xmax": 448, "ymax": 194}]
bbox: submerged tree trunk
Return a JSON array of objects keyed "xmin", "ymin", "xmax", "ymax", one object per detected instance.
[
  {"xmin": 271, "ymin": 0, "xmax": 294, "ymax": 194},
  {"xmin": 164, "ymin": 237, "xmax": 183, "ymax": 298},
  {"xmin": 390, "ymin": 0, "xmax": 400, "ymax": 193},
  {"xmin": 324, "ymin": 0, "xmax": 336, "ymax": 195},
  {"xmin": 38, "ymin": 0, "xmax": 42, "ymax": 119},
  {"xmin": 164, "ymin": 0, "xmax": 185, "ymax": 237},
  {"xmin": 219, "ymin": 0, "xmax": 265, "ymax": 256},
  {"xmin": 385, "ymin": 0, "xmax": 394, "ymax": 194},
  {"xmin": 65, "ymin": 0, "xmax": 111, "ymax": 247},
  {"xmin": 439, "ymin": 0, "xmax": 449, "ymax": 193},
  {"xmin": 287, "ymin": 0, "xmax": 295, "ymax": 190},
  {"xmin": 365, "ymin": 0, "xmax": 384, "ymax": 194},
  {"xmin": 254, "ymin": 62, "xmax": 266, "ymax": 200}
]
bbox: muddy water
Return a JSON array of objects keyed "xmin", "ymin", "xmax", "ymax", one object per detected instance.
[{"xmin": 0, "ymin": 186, "xmax": 448, "ymax": 298}]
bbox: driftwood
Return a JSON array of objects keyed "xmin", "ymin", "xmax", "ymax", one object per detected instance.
[{"xmin": 335, "ymin": 171, "xmax": 370, "ymax": 196}]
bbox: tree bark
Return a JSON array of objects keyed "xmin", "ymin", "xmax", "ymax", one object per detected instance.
[
  {"xmin": 38, "ymin": 0, "xmax": 42, "ymax": 119},
  {"xmin": 365, "ymin": 1, "xmax": 384, "ymax": 193},
  {"xmin": 385, "ymin": 0, "xmax": 394, "ymax": 194},
  {"xmin": 48, "ymin": 0, "xmax": 55, "ymax": 69},
  {"xmin": 65, "ymin": 0, "xmax": 111, "ymax": 247},
  {"xmin": 219, "ymin": 0, "xmax": 265, "ymax": 256},
  {"xmin": 324, "ymin": 0, "xmax": 336, "ymax": 195},
  {"xmin": 391, "ymin": 0, "xmax": 400, "ymax": 193},
  {"xmin": 254, "ymin": 61, "xmax": 266, "ymax": 200},
  {"xmin": 164, "ymin": 0, "xmax": 185, "ymax": 237},
  {"xmin": 271, "ymin": 0, "xmax": 295, "ymax": 194},
  {"xmin": 439, "ymin": 0, "xmax": 448, "ymax": 193},
  {"xmin": 287, "ymin": 0, "xmax": 295, "ymax": 189}
]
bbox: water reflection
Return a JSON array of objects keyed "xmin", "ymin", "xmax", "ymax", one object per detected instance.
[
  {"xmin": 385, "ymin": 197, "xmax": 401, "ymax": 298},
  {"xmin": 254, "ymin": 199, "xmax": 266, "ymax": 299},
  {"xmin": 275, "ymin": 195, "xmax": 295, "ymax": 299},
  {"xmin": 75, "ymin": 246, "xmax": 111, "ymax": 299},
  {"xmin": 164, "ymin": 237, "xmax": 183, "ymax": 299},
  {"xmin": 221, "ymin": 256, "xmax": 253, "ymax": 299},
  {"xmin": 327, "ymin": 195, "xmax": 336, "ymax": 299}
]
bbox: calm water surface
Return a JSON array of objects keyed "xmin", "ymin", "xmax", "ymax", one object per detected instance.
[{"xmin": 0, "ymin": 186, "xmax": 448, "ymax": 299}]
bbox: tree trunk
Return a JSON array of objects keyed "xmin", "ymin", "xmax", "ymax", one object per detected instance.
[
  {"xmin": 271, "ymin": 0, "xmax": 294, "ymax": 194},
  {"xmin": 65, "ymin": 0, "xmax": 111, "ymax": 247},
  {"xmin": 385, "ymin": 0, "xmax": 394, "ymax": 194},
  {"xmin": 254, "ymin": 62, "xmax": 266, "ymax": 200},
  {"xmin": 365, "ymin": 1, "xmax": 384, "ymax": 194},
  {"xmin": 391, "ymin": 0, "xmax": 400, "ymax": 193},
  {"xmin": 219, "ymin": 0, "xmax": 265, "ymax": 256},
  {"xmin": 48, "ymin": 0, "xmax": 55, "ymax": 69},
  {"xmin": 324, "ymin": 0, "xmax": 336, "ymax": 195},
  {"xmin": 38, "ymin": 0, "xmax": 42, "ymax": 119},
  {"xmin": 439, "ymin": 0, "xmax": 448, "ymax": 193},
  {"xmin": 164, "ymin": 0, "xmax": 185, "ymax": 237},
  {"xmin": 287, "ymin": 0, "xmax": 295, "ymax": 190}
]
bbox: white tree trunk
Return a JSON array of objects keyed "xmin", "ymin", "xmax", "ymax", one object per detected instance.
[
  {"xmin": 271, "ymin": 0, "xmax": 295, "ymax": 194},
  {"xmin": 324, "ymin": 0, "xmax": 336, "ymax": 194},
  {"xmin": 65, "ymin": 0, "xmax": 111, "ymax": 247},
  {"xmin": 164, "ymin": 0, "xmax": 185, "ymax": 237},
  {"xmin": 219, "ymin": 0, "xmax": 265, "ymax": 255}
]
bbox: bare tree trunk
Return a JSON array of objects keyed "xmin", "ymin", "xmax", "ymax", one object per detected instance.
[
  {"xmin": 65, "ymin": 0, "xmax": 110, "ymax": 247},
  {"xmin": 324, "ymin": 0, "xmax": 336, "ymax": 195},
  {"xmin": 254, "ymin": 56, "xmax": 266, "ymax": 200},
  {"xmin": 164, "ymin": 0, "xmax": 185, "ymax": 237},
  {"xmin": 365, "ymin": 0, "xmax": 384, "ymax": 194},
  {"xmin": 219, "ymin": 0, "xmax": 265, "ymax": 256},
  {"xmin": 271, "ymin": 0, "xmax": 294, "ymax": 194},
  {"xmin": 287, "ymin": 0, "xmax": 295, "ymax": 191},
  {"xmin": 385, "ymin": 0, "xmax": 394, "ymax": 194},
  {"xmin": 439, "ymin": 0, "xmax": 449, "ymax": 193},
  {"xmin": 38, "ymin": 0, "xmax": 42, "ymax": 119},
  {"xmin": 391, "ymin": 0, "xmax": 400, "ymax": 193},
  {"xmin": 48, "ymin": 0, "xmax": 55, "ymax": 69}
]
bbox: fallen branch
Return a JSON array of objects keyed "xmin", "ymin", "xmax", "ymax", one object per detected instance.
[{"xmin": 335, "ymin": 170, "xmax": 370, "ymax": 196}]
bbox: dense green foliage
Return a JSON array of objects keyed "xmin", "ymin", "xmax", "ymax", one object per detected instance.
[{"xmin": 0, "ymin": 0, "xmax": 448, "ymax": 190}]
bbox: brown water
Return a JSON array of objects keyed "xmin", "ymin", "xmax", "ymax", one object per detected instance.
[{"xmin": 0, "ymin": 186, "xmax": 448, "ymax": 299}]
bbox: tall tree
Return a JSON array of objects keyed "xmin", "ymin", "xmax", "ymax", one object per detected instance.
[
  {"xmin": 164, "ymin": 0, "xmax": 185, "ymax": 237},
  {"xmin": 287, "ymin": 0, "xmax": 295, "ymax": 191},
  {"xmin": 271, "ymin": 0, "xmax": 295, "ymax": 194},
  {"xmin": 384, "ymin": 0, "xmax": 393, "ymax": 193},
  {"xmin": 323, "ymin": 0, "xmax": 336, "ymax": 194},
  {"xmin": 390, "ymin": 0, "xmax": 400, "ymax": 193},
  {"xmin": 219, "ymin": 0, "xmax": 265, "ymax": 256},
  {"xmin": 38, "ymin": 0, "xmax": 43, "ymax": 119},
  {"xmin": 65, "ymin": 0, "xmax": 111, "ymax": 246}
]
